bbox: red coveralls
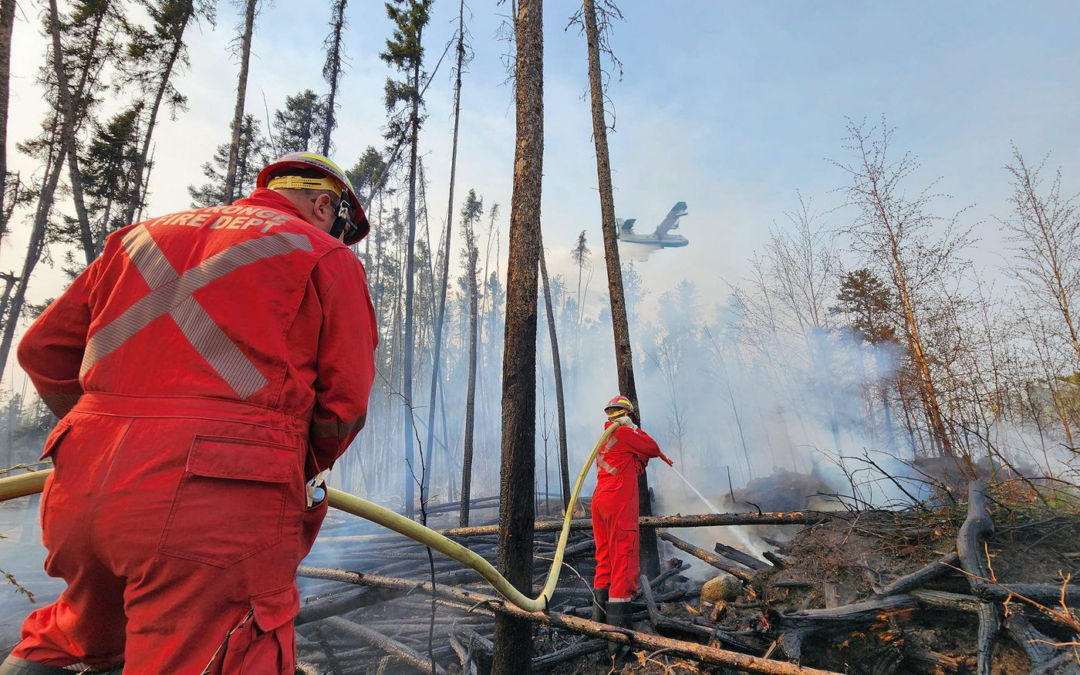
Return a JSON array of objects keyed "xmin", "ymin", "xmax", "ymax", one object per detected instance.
[
  {"xmin": 591, "ymin": 422, "xmax": 666, "ymax": 599},
  {"xmin": 12, "ymin": 188, "xmax": 377, "ymax": 674}
]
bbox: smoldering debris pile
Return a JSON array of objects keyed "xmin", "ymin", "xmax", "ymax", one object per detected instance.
[{"xmin": 3, "ymin": 479, "xmax": 1080, "ymax": 675}]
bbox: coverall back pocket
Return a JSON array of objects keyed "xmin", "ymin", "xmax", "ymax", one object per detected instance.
[{"xmin": 158, "ymin": 436, "xmax": 299, "ymax": 568}]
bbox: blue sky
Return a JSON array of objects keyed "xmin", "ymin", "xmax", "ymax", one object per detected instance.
[{"xmin": 5, "ymin": 0, "xmax": 1080, "ymax": 322}]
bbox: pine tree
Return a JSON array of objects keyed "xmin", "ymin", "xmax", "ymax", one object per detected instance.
[
  {"xmin": 539, "ymin": 235, "xmax": 570, "ymax": 509},
  {"xmin": 273, "ymin": 90, "xmax": 329, "ymax": 156},
  {"xmin": 48, "ymin": 0, "xmax": 124, "ymax": 268},
  {"xmin": 0, "ymin": 0, "xmax": 19, "ymax": 244},
  {"xmin": 381, "ymin": 0, "xmax": 432, "ymax": 519},
  {"xmin": 188, "ymin": 114, "xmax": 268, "ymax": 207},
  {"xmin": 346, "ymin": 146, "xmax": 387, "ymax": 210},
  {"xmin": 579, "ymin": 0, "xmax": 660, "ymax": 575},
  {"xmin": 224, "ymin": 0, "xmax": 260, "ymax": 204},
  {"xmin": 458, "ymin": 189, "xmax": 482, "ymax": 526},
  {"xmin": 426, "ymin": 0, "xmax": 472, "ymax": 507},
  {"xmin": 322, "ymin": 0, "xmax": 347, "ymax": 156},
  {"xmin": 122, "ymin": 0, "xmax": 213, "ymax": 224},
  {"xmin": 81, "ymin": 106, "xmax": 141, "ymax": 256}
]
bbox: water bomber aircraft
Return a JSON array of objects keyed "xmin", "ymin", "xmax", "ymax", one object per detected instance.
[{"xmin": 616, "ymin": 201, "xmax": 689, "ymax": 249}]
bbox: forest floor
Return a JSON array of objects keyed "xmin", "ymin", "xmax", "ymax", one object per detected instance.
[
  {"xmin": 2, "ymin": 481, "xmax": 1079, "ymax": 674},
  {"xmin": 548, "ymin": 483, "xmax": 1080, "ymax": 675}
]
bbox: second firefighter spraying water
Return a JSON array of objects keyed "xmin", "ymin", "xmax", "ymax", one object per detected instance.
[{"xmin": 590, "ymin": 396, "xmax": 674, "ymax": 648}]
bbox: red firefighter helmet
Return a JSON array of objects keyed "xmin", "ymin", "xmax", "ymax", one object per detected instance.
[
  {"xmin": 257, "ymin": 152, "xmax": 370, "ymax": 245},
  {"xmin": 604, "ymin": 395, "xmax": 634, "ymax": 419}
]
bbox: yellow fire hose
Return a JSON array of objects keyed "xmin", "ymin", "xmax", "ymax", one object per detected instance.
[{"xmin": 0, "ymin": 424, "xmax": 618, "ymax": 613}]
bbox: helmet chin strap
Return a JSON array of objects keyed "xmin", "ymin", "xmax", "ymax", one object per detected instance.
[{"xmin": 328, "ymin": 197, "xmax": 352, "ymax": 241}]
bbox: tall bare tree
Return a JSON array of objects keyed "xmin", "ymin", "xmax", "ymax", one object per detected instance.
[
  {"xmin": 1003, "ymin": 147, "xmax": 1080, "ymax": 366},
  {"xmin": 123, "ymin": 0, "xmax": 212, "ymax": 224},
  {"xmin": 837, "ymin": 119, "xmax": 971, "ymax": 457},
  {"xmin": 539, "ymin": 234, "xmax": 570, "ymax": 508},
  {"xmin": 224, "ymin": 0, "xmax": 259, "ymax": 204},
  {"xmin": 321, "ymin": 0, "xmax": 347, "ymax": 156},
  {"xmin": 491, "ymin": 0, "xmax": 543, "ymax": 671},
  {"xmin": 0, "ymin": 0, "xmax": 17, "ymax": 243},
  {"xmin": 579, "ymin": 0, "xmax": 660, "ymax": 577},
  {"xmin": 458, "ymin": 189, "xmax": 482, "ymax": 526},
  {"xmin": 382, "ymin": 0, "xmax": 432, "ymax": 519},
  {"xmin": 426, "ymin": 0, "xmax": 470, "ymax": 498},
  {"xmin": 48, "ymin": 0, "xmax": 122, "ymax": 267}
]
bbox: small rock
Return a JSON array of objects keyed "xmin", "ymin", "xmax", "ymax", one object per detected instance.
[{"xmin": 701, "ymin": 572, "xmax": 741, "ymax": 603}]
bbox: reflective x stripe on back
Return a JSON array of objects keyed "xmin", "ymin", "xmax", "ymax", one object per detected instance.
[
  {"xmin": 597, "ymin": 436, "xmax": 619, "ymax": 475},
  {"xmin": 80, "ymin": 225, "xmax": 313, "ymax": 399}
]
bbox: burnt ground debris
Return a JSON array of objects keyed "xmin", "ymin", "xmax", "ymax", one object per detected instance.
[{"xmin": 2, "ymin": 482, "xmax": 1079, "ymax": 674}]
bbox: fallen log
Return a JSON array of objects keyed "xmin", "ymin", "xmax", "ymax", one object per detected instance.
[
  {"xmin": 532, "ymin": 639, "xmax": 606, "ymax": 671},
  {"xmin": 956, "ymin": 480, "xmax": 1002, "ymax": 675},
  {"xmin": 909, "ymin": 589, "xmax": 982, "ymax": 613},
  {"xmin": 298, "ymin": 566, "xmax": 844, "ymax": 675},
  {"xmin": 433, "ymin": 512, "xmax": 829, "ymax": 538},
  {"xmin": 763, "ymin": 551, "xmax": 793, "ymax": 569},
  {"xmin": 296, "ymin": 587, "xmax": 371, "ymax": 626},
  {"xmin": 322, "ymin": 617, "xmax": 447, "ymax": 675},
  {"xmin": 639, "ymin": 574, "xmax": 766, "ymax": 654},
  {"xmin": 715, "ymin": 542, "xmax": 772, "ymax": 571},
  {"xmin": 658, "ymin": 530, "xmax": 755, "ymax": 582},
  {"xmin": 979, "ymin": 583, "xmax": 1080, "ymax": 605},
  {"xmin": 774, "ymin": 595, "xmax": 919, "ymax": 662},
  {"xmin": 1004, "ymin": 613, "xmax": 1061, "ymax": 672},
  {"xmin": 877, "ymin": 550, "xmax": 960, "ymax": 597},
  {"xmin": 901, "ymin": 644, "xmax": 964, "ymax": 675}
]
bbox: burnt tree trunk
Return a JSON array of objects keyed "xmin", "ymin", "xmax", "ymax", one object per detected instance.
[
  {"xmin": 459, "ymin": 232, "xmax": 479, "ymax": 527},
  {"xmin": 427, "ymin": 0, "xmax": 466, "ymax": 501},
  {"xmin": 0, "ymin": 0, "xmax": 17, "ymax": 245},
  {"xmin": 490, "ymin": 0, "xmax": 543, "ymax": 671},
  {"xmin": 581, "ymin": 0, "xmax": 660, "ymax": 577},
  {"xmin": 321, "ymin": 0, "xmax": 346, "ymax": 156},
  {"xmin": 47, "ymin": 0, "xmax": 100, "ymax": 267},
  {"xmin": 956, "ymin": 480, "xmax": 1002, "ymax": 675},
  {"xmin": 538, "ymin": 236, "xmax": 570, "ymax": 509},
  {"xmin": 0, "ymin": 126, "xmax": 66, "ymax": 385},
  {"xmin": 402, "ymin": 20, "xmax": 425, "ymax": 521},
  {"xmin": 125, "ymin": 1, "xmax": 196, "ymax": 225},
  {"xmin": 224, "ymin": 0, "xmax": 258, "ymax": 204}
]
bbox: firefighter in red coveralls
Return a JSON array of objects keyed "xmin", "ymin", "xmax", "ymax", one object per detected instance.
[
  {"xmin": 590, "ymin": 396, "xmax": 673, "ymax": 645},
  {"xmin": 1, "ymin": 153, "xmax": 377, "ymax": 675}
]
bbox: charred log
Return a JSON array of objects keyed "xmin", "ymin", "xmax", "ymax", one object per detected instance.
[
  {"xmin": 302, "ymin": 567, "xmax": 845, "ymax": 675},
  {"xmin": 877, "ymin": 551, "xmax": 960, "ymax": 597},
  {"xmin": 323, "ymin": 617, "xmax": 448, "ymax": 675},
  {"xmin": 658, "ymin": 530, "xmax": 754, "ymax": 582},
  {"xmin": 956, "ymin": 480, "xmax": 1003, "ymax": 675},
  {"xmin": 773, "ymin": 595, "xmax": 918, "ymax": 662}
]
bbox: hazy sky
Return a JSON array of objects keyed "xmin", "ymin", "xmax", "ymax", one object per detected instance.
[{"xmin": 4, "ymin": 0, "xmax": 1079, "ymax": 381}]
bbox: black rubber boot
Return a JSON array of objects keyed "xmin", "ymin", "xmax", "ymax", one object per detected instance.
[
  {"xmin": 590, "ymin": 587, "xmax": 608, "ymax": 624},
  {"xmin": 605, "ymin": 600, "xmax": 631, "ymax": 656},
  {"xmin": 0, "ymin": 657, "xmax": 76, "ymax": 675}
]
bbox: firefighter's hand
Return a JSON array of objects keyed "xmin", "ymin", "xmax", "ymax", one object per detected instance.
[
  {"xmin": 616, "ymin": 415, "xmax": 637, "ymax": 430},
  {"xmin": 661, "ymin": 453, "xmax": 674, "ymax": 467}
]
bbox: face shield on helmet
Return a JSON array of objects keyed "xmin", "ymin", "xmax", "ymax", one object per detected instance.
[{"xmin": 257, "ymin": 152, "xmax": 371, "ymax": 245}]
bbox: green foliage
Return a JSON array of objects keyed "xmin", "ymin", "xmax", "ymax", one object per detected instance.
[
  {"xmin": 379, "ymin": 0, "xmax": 432, "ymax": 139},
  {"xmin": 188, "ymin": 114, "xmax": 268, "ymax": 207},
  {"xmin": 272, "ymin": 90, "xmax": 329, "ymax": 156},
  {"xmin": 346, "ymin": 146, "xmax": 388, "ymax": 208},
  {"xmin": 835, "ymin": 268, "xmax": 896, "ymax": 346}
]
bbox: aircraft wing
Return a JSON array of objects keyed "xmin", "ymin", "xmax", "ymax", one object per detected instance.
[{"xmin": 653, "ymin": 202, "xmax": 688, "ymax": 239}]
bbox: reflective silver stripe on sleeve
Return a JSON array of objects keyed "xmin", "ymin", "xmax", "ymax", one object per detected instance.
[{"xmin": 598, "ymin": 436, "xmax": 619, "ymax": 475}]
